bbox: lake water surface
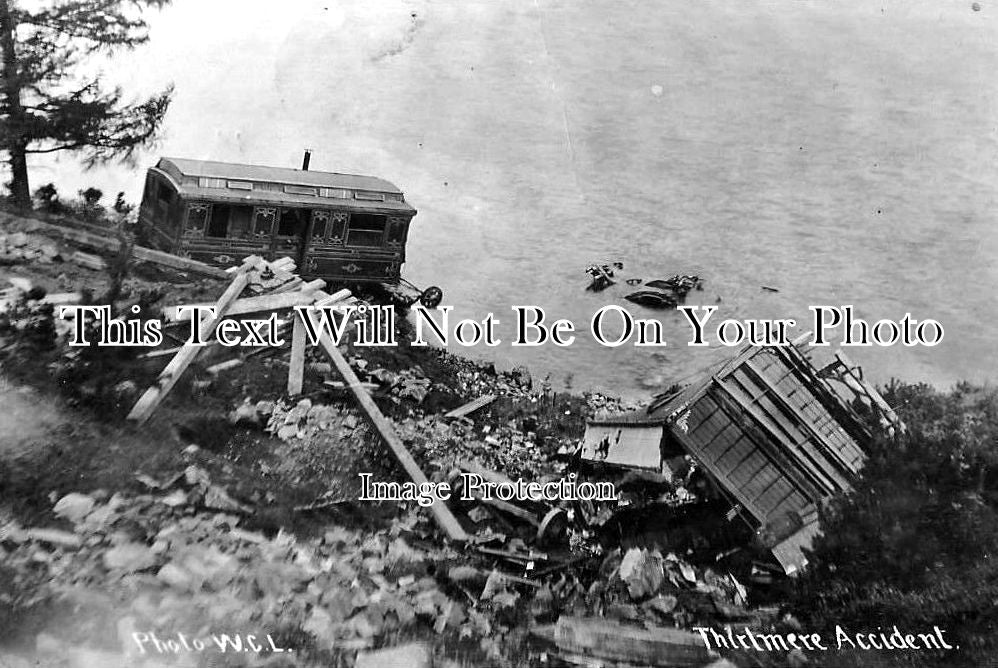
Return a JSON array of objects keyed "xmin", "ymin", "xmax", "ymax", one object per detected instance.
[{"xmin": 31, "ymin": 0, "xmax": 998, "ymax": 397}]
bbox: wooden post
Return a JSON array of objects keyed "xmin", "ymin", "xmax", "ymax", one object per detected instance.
[
  {"xmin": 127, "ymin": 261, "xmax": 257, "ymax": 424},
  {"xmin": 316, "ymin": 332, "xmax": 469, "ymax": 542},
  {"xmin": 287, "ymin": 313, "xmax": 307, "ymax": 396}
]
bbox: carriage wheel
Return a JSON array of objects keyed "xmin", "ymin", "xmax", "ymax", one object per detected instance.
[
  {"xmin": 419, "ymin": 286, "xmax": 443, "ymax": 309},
  {"xmin": 536, "ymin": 508, "xmax": 569, "ymax": 547}
]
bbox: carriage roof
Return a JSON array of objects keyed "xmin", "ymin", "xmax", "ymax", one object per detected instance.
[{"xmin": 153, "ymin": 157, "xmax": 415, "ymax": 214}]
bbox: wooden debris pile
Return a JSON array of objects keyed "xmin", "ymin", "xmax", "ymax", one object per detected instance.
[
  {"xmin": 127, "ymin": 253, "xmax": 469, "ymax": 543},
  {"xmin": 126, "ymin": 254, "xmax": 349, "ymax": 424}
]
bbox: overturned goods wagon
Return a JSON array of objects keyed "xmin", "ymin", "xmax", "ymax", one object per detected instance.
[{"xmin": 582, "ymin": 342, "xmax": 892, "ymax": 574}]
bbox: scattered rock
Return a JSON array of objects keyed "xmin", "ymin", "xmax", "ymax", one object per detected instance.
[
  {"xmin": 704, "ymin": 659, "xmax": 741, "ymax": 668},
  {"xmin": 103, "ymin": 543, "xmax": 157, "ymax": 573},
  {"xmin": 156, "ymin": 562, "xmax": 194, "ymax": 591},
  {"xmin": 202, "ymin": 485, "xmax": 250, "ymax": 514},
  {"xmin": 618, "ymin": 548, "xmax": 664, "ymax": 600},
  {"xmin": 53, "ymin": 493, "xmax": 95, "ymax": 524},
  {"xmin": 645, "ymin": 594, "xmax": 679, "ymax": 617},
  {"xmin": 159, "ymin": 489, "xmax": 188, "ymax": 507},
  {"xmin": 183, "ymin": 465, "xmax": 210, "ymax": 488},
  {"xmin": 229, "ymin": 402, "xmax": 261, "ymax": 425},
  {"xmin": 467, "ymin": 506, "xmax": 491, "ymax": 523},
  {"xmin": 788, "ymin": 648, "xmax": 809, "ymax": 667},
  {"xmin": 303, "ymin": 606, "xmax": 337, "ymax": 650}
]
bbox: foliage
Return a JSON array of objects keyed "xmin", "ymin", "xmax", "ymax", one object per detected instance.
[
  {"xmin": 77, "ymin": 186, "xmax": 104, "ymax": 222},
  {"xmin": 33, "ymin": 182, "xmax": 64, "ymax": 213},
  {"xmin": 1, "ymin": 0, "xmax": 173, "ymax": 206},
  {"xmin": 793, "ymin": 382, "xmax": 998, "ymax": 667},
  {"xmin": 31, "ymin": 181, "xmax": 135, "ymax": 226}
]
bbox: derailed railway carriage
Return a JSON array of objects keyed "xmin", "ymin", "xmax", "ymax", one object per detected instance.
[{"xmin": 138, "ymin": 156, "xmax": 441, "ymax": 305}]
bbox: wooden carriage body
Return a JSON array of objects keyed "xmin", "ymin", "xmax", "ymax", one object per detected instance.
[{"xmin": 138, "ymin": 157, "xmax": 417, "ymax": 284}]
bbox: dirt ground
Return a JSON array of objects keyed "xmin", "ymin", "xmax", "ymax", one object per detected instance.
[{"xmin": 0, "ymin": 380, "xmax": 65, "ymax": 459}]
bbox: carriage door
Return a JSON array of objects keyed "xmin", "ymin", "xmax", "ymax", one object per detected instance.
[{"xmin": 275, "ymin": 208, "xmax": 310, "ymax": 265}]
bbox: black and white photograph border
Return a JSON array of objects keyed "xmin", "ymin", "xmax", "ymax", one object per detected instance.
[{"xmin": 0, "ymin": 1, "xmax": 996, "ymax": 667}]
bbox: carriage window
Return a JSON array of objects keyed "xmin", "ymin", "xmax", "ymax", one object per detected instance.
[
  {"xmin": 227, "ymin": 205, "xmax": 253, "ymax": 238},
  {"xmin": 278, "ymin": 208, "xmax": 309, "ymax": 237},
  {"xmin": 206, "ymin": 204, "xmax": 227, "ymax": 238},
  {"xmin": 284, "ymin": 185, "xmax": 317, "ymax": 196},
  {"xmin": 186, "ymin": 204, "xmax": 209, "ymax": 233},
  {"xmin": 207, "ymin": 204, "xmax": 254, "ymax": 238},
  {"xmin": 346, "ymin": 213, "xmax": 387, "ymax": 247}
]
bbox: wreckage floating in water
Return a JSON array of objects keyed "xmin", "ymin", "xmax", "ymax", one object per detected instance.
[
  {"xmin": 582, "ymin": 336, "xmax": 900, "ymax": 575},
  {"xmin": 585, "ymin": 262, "xmax": 622, "ymax": 292},
  {"xmin": 623, "ymin": 288, "xmax": 679, "ymax": 308},
  {"xmin": 624, "ymin": 274, "xmax": 703, "ymax": 308}
]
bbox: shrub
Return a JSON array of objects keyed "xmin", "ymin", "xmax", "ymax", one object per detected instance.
[
  {"xmin": 34, "ymin": 183, "xmax": 66, "ymax": 213},
  {"xmin": 793, "ymin": 383, "xmax": 998, "ymax": 667}
]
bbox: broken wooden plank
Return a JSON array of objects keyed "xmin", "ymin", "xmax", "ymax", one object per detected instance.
[
  {"xmin": 206, "ymin": 359, "xmax": 243, "ymax": 375},
  {"xmin": 287, "ymin": 313, "xmax": 307, "ymax": 395},
  {"xmin": 70, "ymin": 250, "xmax": 106, "ymax": 270},
  {"xmin": 130, "ymin": 242, "xmax": 227, "ymax": 277},
  {"xmin": 39, "ymin": 292, "xmax": 82, "ymax": 305},
  {"xmin": 835, "ymin": 351, "xmax": 905, "ymax": 434},
  {"xmin": 268, "ymin": 277, "xmax": 304, "ymax": 295},
  {"xmin": 444, "ymin": 394, "xmax": 496, "ymax": 419},
  {"xmin": 316, "ymin": 331, "xmax": 468, "ymax": 542},
  {"xmin": 24, "ymin": 528, "xmax": 83, "ymax": 550},
  {"xmin": 162, "ymin": 290, "xmax": 316, "ymax": 322},
  {"xmin": 323, "ymin": 380, "xmax": 379, "ymax": 393},
  {"xmin": 127, "ymin": 260, "xmax": 259, "ymax": 424},
  {"xmin": 269, "ymin": 256, "xmax": 296, "ymax": 271},
  {"xmin": 140, "ymin": 345, "xmax": 219, "ymax": 360},
  {"xmin": 476, "ymin": 546, "xmax": 549, "ymax": 563},
  {"xmin": 299, "ymin": 278, "xmax": 326, "ymax": 291},
  {"xmin": 478, "ymin": 498, "xmax": 540, "ymax": 526},
  {"xmin": 140, "ymin": 346, "xmax": 177, "ymax": 359},
  {"xmin": 313, "ymin": 288, "xmax": 353, "ymax": 309},
  {"xmin": 551, "ymin": 616, "xmax": 714, "ymax": 667},
  {"xmin": 490, "ymin": 570, "xmax": 542, "ymax": 588}
]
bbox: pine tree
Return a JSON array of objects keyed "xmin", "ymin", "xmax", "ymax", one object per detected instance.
[{"xmin": 0, "ymin": 0, "xmax": 173, "ymax": 208}]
